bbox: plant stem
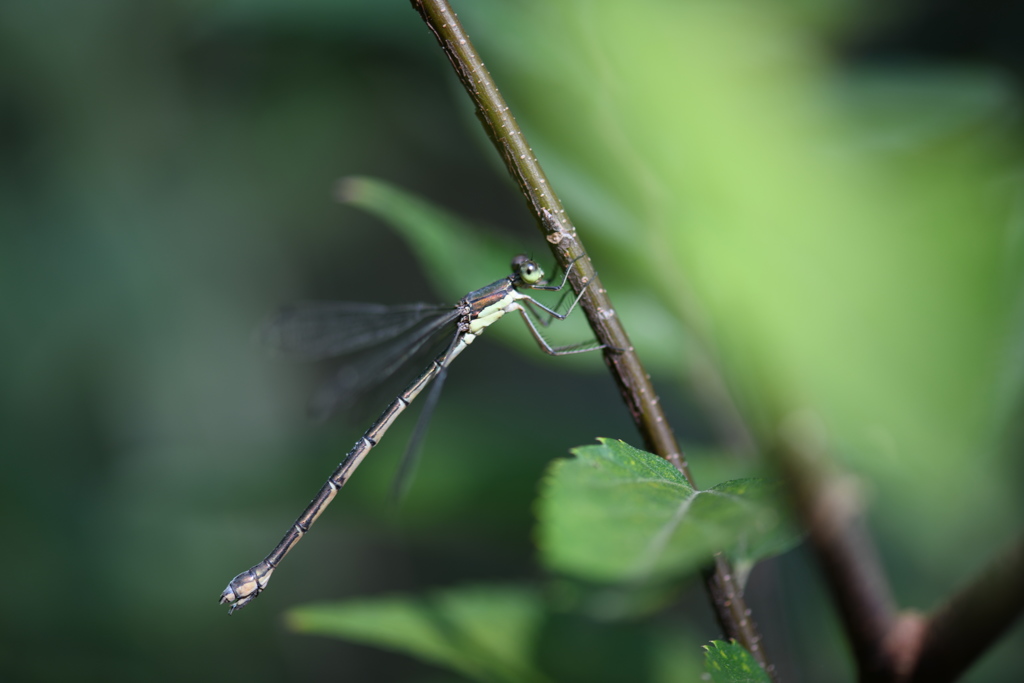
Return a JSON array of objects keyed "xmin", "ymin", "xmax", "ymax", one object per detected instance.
[
  {"xmin": 409, "ymin": 0, "xmax": 775, "ymax": 678},
  {"xmin": 777, "ymin": 414, "xmax": 1024, "ymax": 682},
  {"xmin": 776, "ymin": 415, "xmax": 900, "ymax": 681},
  {"xmin": 907, "ymin": 531, "xmax": 1024, "ymax": 683}
]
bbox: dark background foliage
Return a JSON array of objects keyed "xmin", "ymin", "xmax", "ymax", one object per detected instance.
[{"xmin": 2, "ymin": 1, "xmax": 1021, "ymax": 681}]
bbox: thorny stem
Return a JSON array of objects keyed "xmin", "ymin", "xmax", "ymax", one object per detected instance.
[
  {"xmin": 406, "ymin": 2, "xmax": 1024, "ymax": 680},
  {"xmin": 409, "ymin": 0, "xmax": 775, "ymax": 678}
]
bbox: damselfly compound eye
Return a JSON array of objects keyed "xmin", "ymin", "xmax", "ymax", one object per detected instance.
[{"xmin": 519, "ymin": 260, "xmax": 544, "ymax": 284}]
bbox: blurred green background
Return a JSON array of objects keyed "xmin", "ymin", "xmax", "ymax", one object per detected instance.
[{"xmin": 2, "ymin": 1, "xmax": 1022, "ymax": 681}]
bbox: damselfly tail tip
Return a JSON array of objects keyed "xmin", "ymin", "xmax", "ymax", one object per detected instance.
[
  {"xmin": 219, "ymin": 588, "xmax": 250, "ymax": 615},
  {"xmin": 220, "ymin": 566, "xmax": 272, "ymax": 613},
  {"xmin": 219, "ymin": 585, "xmax": 239, "ymax": 611}
]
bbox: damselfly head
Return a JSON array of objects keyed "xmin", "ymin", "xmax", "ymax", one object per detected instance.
[{"xmin": 512, "ymin": 254, "xmax": 545, "ymax": 285}]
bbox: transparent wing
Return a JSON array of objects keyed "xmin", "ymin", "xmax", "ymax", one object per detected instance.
[
  {"xmin": 258, "ymin": 302, "xmax": 455, "ymax": 361},
  {"xmin": 307, "ymin": 307, "xmax": 461, "ymax": 421},
  {"xmin": 390, "ymin": 359, "xmax": 449, "ymax": 503}
]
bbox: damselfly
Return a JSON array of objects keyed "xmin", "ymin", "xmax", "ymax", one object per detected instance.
[{"xmin": 220, "ymin": 254, "xmax": 602, "ymax": 613}]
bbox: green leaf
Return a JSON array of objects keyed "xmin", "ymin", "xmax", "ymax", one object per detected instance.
[
  {"xmin": 538, "ymin": 439, "xmax": 799, "ymax": 583},
  {"xmin": 650, "ymin": 626, "xmax": 707, "ymax": 683},
  {"xmin": 487, "ymin": 0, "xmax": 1022, "ymax": 568},
  {"xmin": 703, "ymin": 640, "xmax": 773, "ymax": 683},
  {"xmin": 287, "ymin": 583, "xmax": 551, "ymax": 683},
  {"xmin": 338, "ymin": 175, "xmax": 516, "ymax": 301},
  {"xmin": 338, "ymin": 175, "xmax": 599, "ymax": 362},
  {"xmin": 711, "ymin": 478, "xmax": 802, "ymax": 589}
]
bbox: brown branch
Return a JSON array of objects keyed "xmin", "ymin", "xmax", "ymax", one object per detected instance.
[
  {"xmin": 906, "ymin": 531, "xmax": 1024, "ymax": 683},
  {"xmin": 776, "ymin": 414, "xmax": 901, "ymax": 681},
  {"xmin": 777, "ymin": 415, "xmax": 1024, "ymax": 682},
  {"xmin": 408, "ymin": 0, "xmax": 775, "ymax": 678}
]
